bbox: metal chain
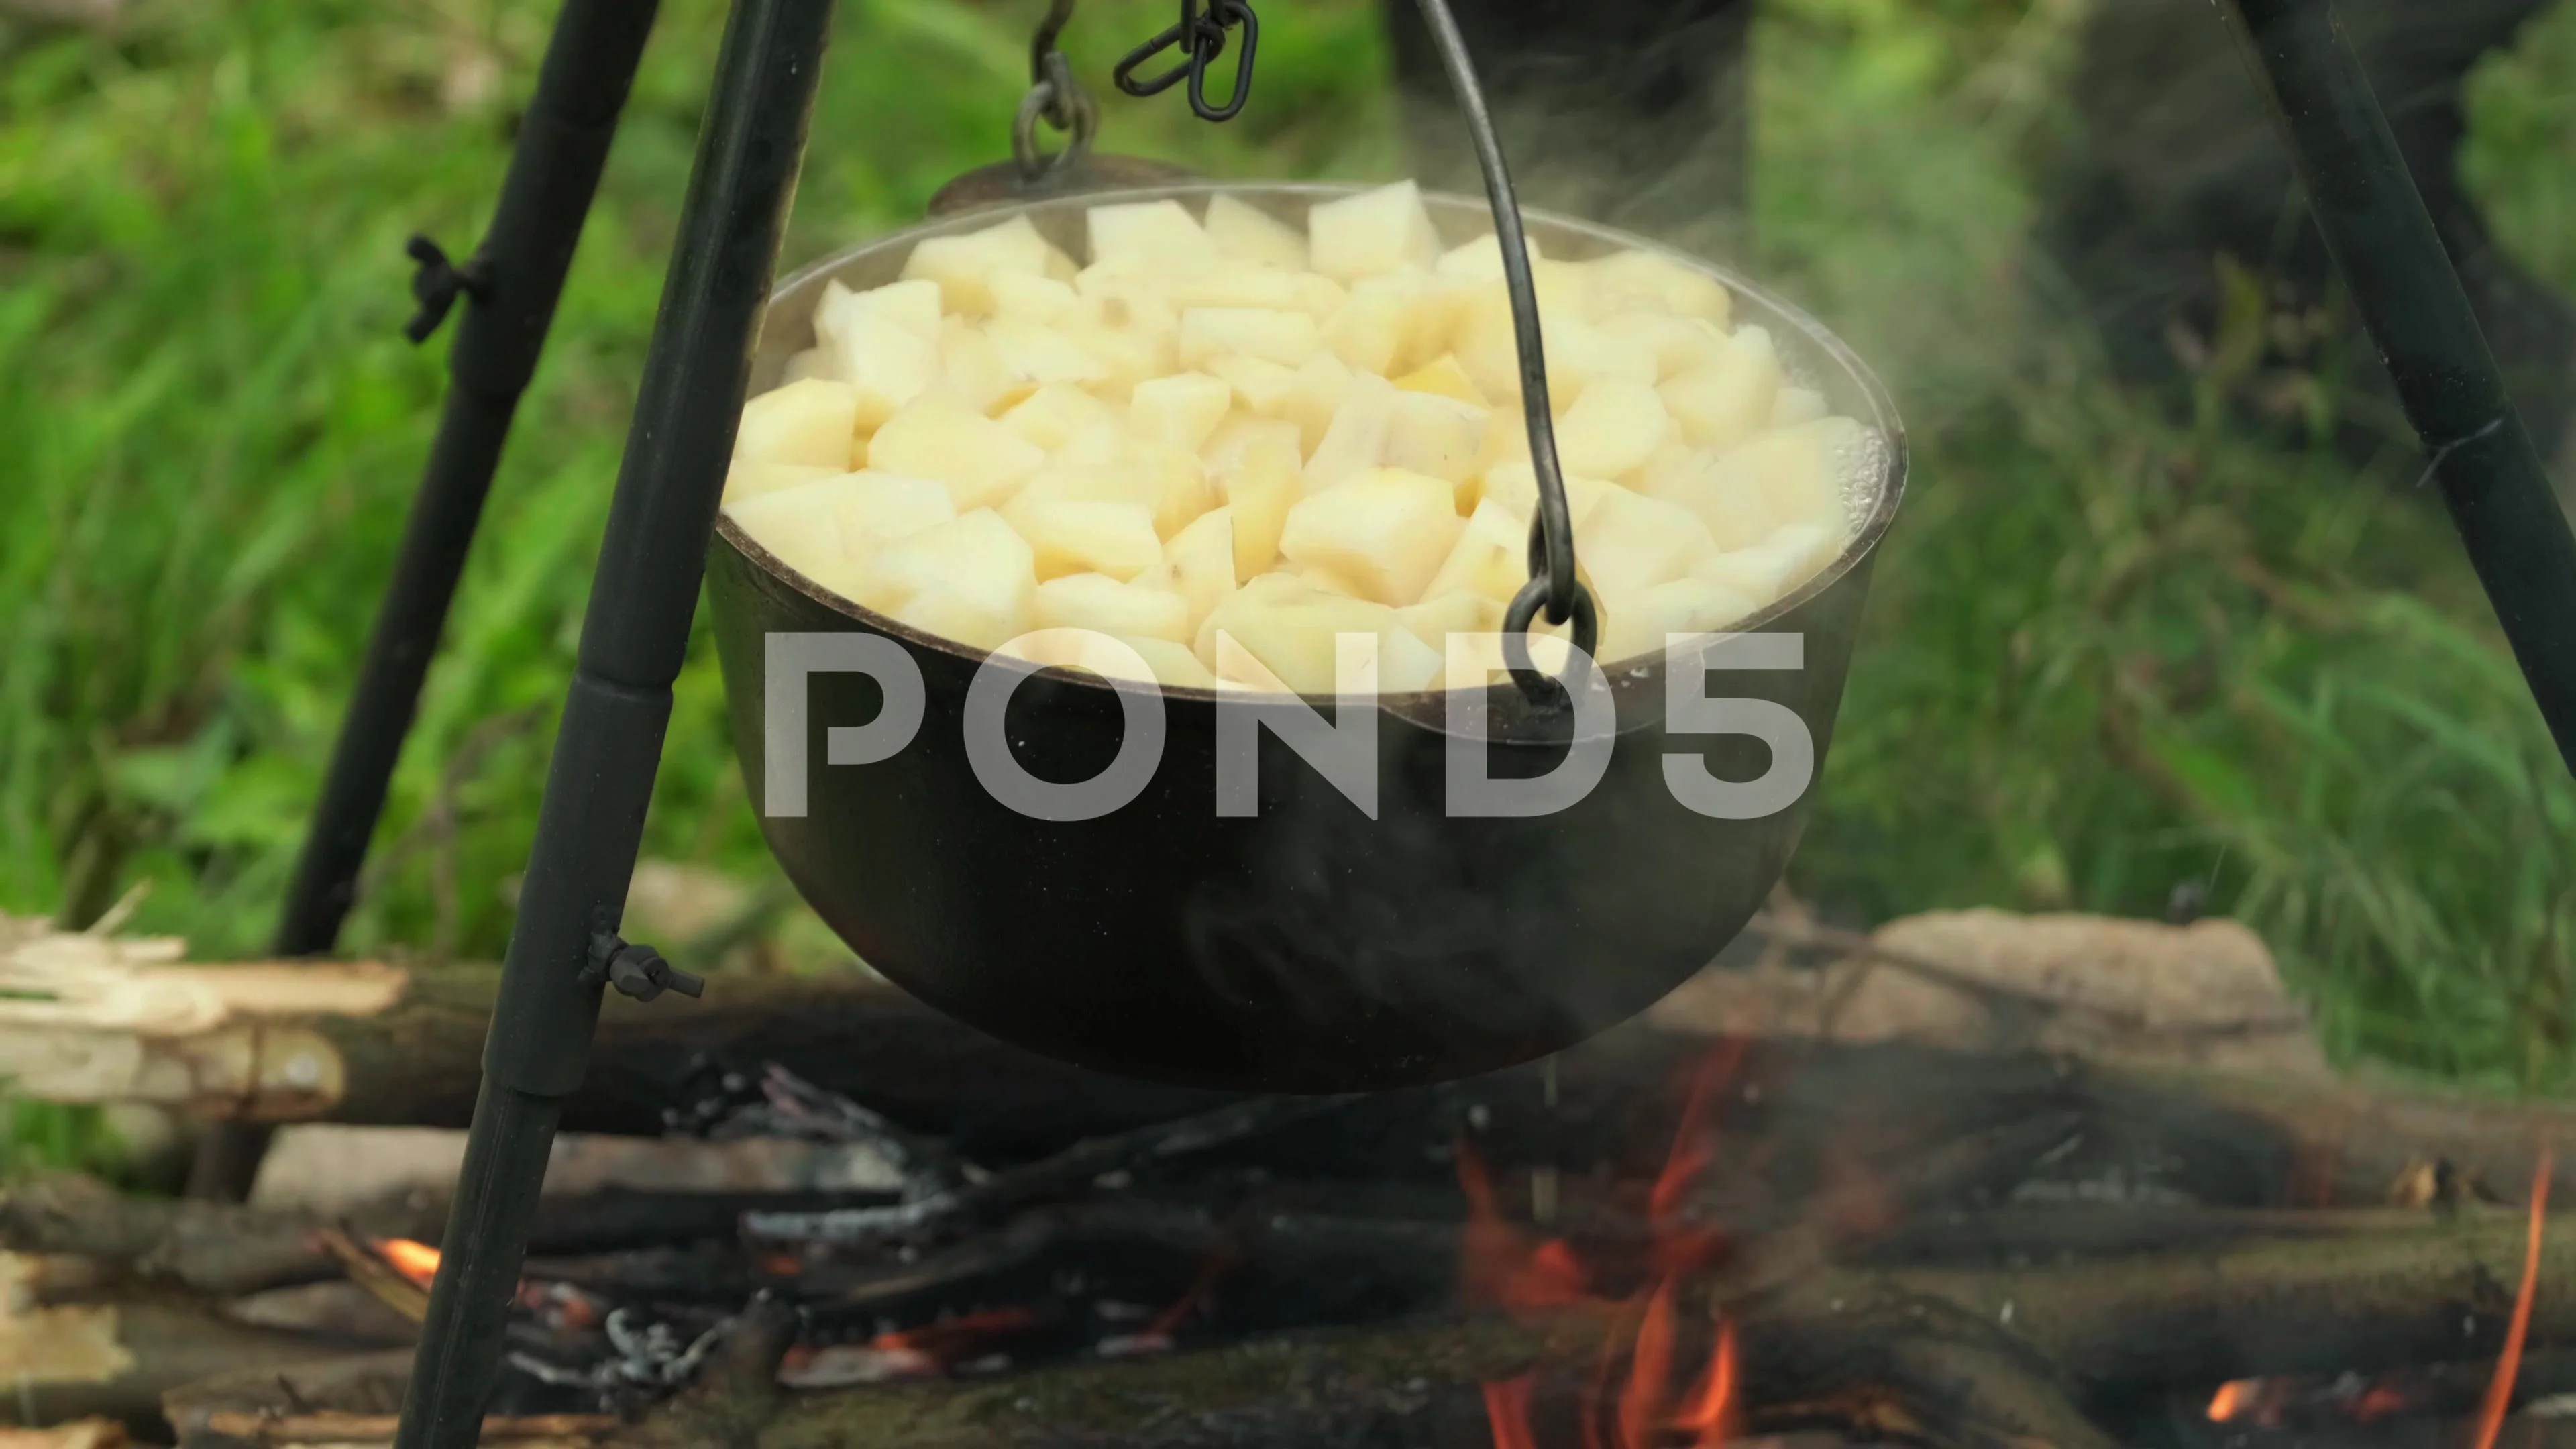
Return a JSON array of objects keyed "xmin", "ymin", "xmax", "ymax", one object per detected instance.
[
  {"xmin": 1113, "ymin": 0, "xmax": 1257, "ymax": 122},
  {"xmin": 1015, "ymin": 0, "xmax": 1098, "ymax": 182}
]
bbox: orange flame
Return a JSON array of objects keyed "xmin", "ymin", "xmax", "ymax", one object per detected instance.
[
  {"xmin": 2472, "ymin": 1147, "xmax": 2554, "ymax": 1449},
  {"xmin": 1476, "ymin": 1041, "xmax": 1750, "ymax": 1449},
  {"xmin": 374, "ymin": 1238, "xmax": 442, "ymax": 1285},
  {"xmin": 2207, "ymin": 1379, "xmax": 2257, "ymax": 1421},
  {"xmin": 871, "ymin": 1307, "xmax": 1042, "ymax": 1366}
]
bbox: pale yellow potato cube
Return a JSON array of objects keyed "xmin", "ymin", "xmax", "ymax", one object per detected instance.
[
  {"xmin": 1693, "ymin": 523, "xmax": 1839, "ymax": 608},
  {"xmin": 1020, "ymin": 631, "xmax": 1220, "ymax": 690},
  {"xmin": 813, "ymin": 305, "xmax": 940, "ymax": 434},
  {"xmin": 1587, "ymin": 248, "xmax": 1731, "ymax": 325},
  {"xmin": 1000, "ymin": 383, "xmax": 1118, "ymax": 454},
  {"xmin": 724, "ymin": 460, "xmax": 841, "ymax": 502},
  {"xmin": 1393, "ymin": 354, "xmax": 1487, "ymax": 406},
  {"xmin": 1278, "ymin": 466, "xmax": 1464, "ymax": 606},
  {"xmin": 780, "ymin": 347, "xmax": 841, "ymax": 385},
  {"xmin": 1130, "ymin": 371, "xmax": 1234, "ymax": 454},
  {"xmin": 1660, "ymin": 325, "xmax": 1780, "ymax": 451},
  {"xmin": 900, "ymin": 214, "xmax": 1063, "ymax": 317},
  {"xmin": 1597, "ymin": 310, "xmax": 1731, "ymax": 380},
  {"xmin": 1667, "ymin": 417, "xmax": 1858, "ymax": 549},
  {"xmin": 1116, "ymin": 635, "xmax": 1222, "ymax": 689},
  {"xmin": 1179, "ymin": 307, "xmax": 1322, "ymax": 369},
  {"xmin": 736, "ymin": 378, "xmax": 862, "ymax": 470},
  {"xmin": 1205, "ymin": 193, "xmax": 1309, "ymax": 271},
  {"xmin": 1087, "ymin": 199, "xmax": 1216, "ymax": 269},
  {"xmin": 1325, "ymin": 274, "xmax": 1423, "ymax": 376},
  {"xmin": 1448, "ymin": 280, "xmax": 1599, "ymax": 405},
  {"xmin": 1576, "ymin": 484, "xmax": 1715, "ymax": 594},
  {"xmin": 1377, "ymin": 623, "xmax": 1446, "ymax": 693},
  {"xmin": 1205, "ymin": 354, "xmax": 1302, "ymax": 417},
  {"xmin": 1211, "ymin": 419, "xmax": 1301, "ymax": 579},
  {"xmin": 1394, "ymin": 589, "xmax": 1503, "ymax": 650},
  {"xmin": 1034, "ymin": 571, "xmax": 1193, "ymax": 643},
  {"xmin": 1434, "ymin": 231, "xmax": 1541, "ymax": 283},
  {"xmin": 1555, "ymin": 376, "xmax": 1673, "ymax": 478},
  {"xmin": 1595, "ymin": 575, "xmax": 1762, "ymax": 665},
  {"xmin": 868, "ymin": 508, "xmax": 1036, "ymax": 647},
  {"xmin": 1163, "ymin": 266, "xmax": 1307, "ymax": 312},
  {"xmin": 1279, "ymin": 351, "xmax": 1354, "ymax": 455},
  {"xmin": 1013, "ymin": 443, "xmax": 1211, "ymax": 539},
  {"xmin": 1165, "ymin": 506, "xmax": 1239, "ymax": 631},
  {"xmin": 1007, "ymin": 498, "xmax": 1163, "ymax": 582},
  {"xmin": 828, "ymin": 470, "xmax": 959, "ymax": 561},
  {"xmin": 1420, "ymin": 497, "xmax": 1529, "ymax": 606},
  {"xmin": 1383, "ymin": 390, "xmax": 1486, "ymax": 506},
  {"xmin": 1629, "ymin": 441, "xmax": 1709, "ymax": 499},
  {"xmin": 1293, "ymin": 271, "xmax": 1350, "ymax": 321},
  {"xmin": 989, "ymin": 270, "xmax": 1081, "ymax": 327},
  {"xmin": 1306, "ymin": 180, "xmax": 1440, "ymax": 281},
  {"xmin": 1478, "ymin": 464, "xmax": 1619, "ymax": 530},
  {"xmin": 986, "ymin": 319, "xmax": 1112, "ymax": 388},
  {"xmin": 1199, "ymin": 584, "xmax": 1401, "ymax": 695},
  {"xmin": 1771, "ymin": 386, "xmax": 1829, "ymax": 427},
  {"xmin": 724, "ymin": 480, "xmax": 851, "ymax": 590},
  {"xmin": 1304, "ymin": 373, "xmax": 1397, "ymax": 492},
  {"xmin": 1203, "ymin": 627, "xmax": 1295, "ymax": 694},
  {"xmin": 865, "ymin": 398, "xmax": 1046, "ymax": 511},
  {"xmin": 928, "ymin": 320, "xmax": 1026, "ymax": 415}
]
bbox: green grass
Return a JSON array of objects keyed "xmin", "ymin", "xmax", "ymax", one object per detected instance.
[{"xmin": 0, "ymin": 0, "xmax": 2571, "ymax": 1148}]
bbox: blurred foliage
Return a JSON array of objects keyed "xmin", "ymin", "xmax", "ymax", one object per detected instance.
[{"xmin": 0, "ymin": 0, "xmax": 2571, "ymax": 1150}]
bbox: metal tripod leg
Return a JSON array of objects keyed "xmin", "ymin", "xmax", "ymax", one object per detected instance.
[
  {"xmin": 393, "ymin": 1, "xmax": 837, "ymax": 1444},
  {"xmin": 199, "ymin": 0, "xmax": 666, "ymax": 1206},
  {"xmin": 2224, "ymin": 0, "xmax": 2576, "ymax": 775}
]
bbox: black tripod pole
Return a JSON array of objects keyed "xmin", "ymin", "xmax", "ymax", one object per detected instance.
[
  {"xmin": 197, "ymin": 0, "xmax": 665, "ymax": 1207},
  {"xmin": 393, "ymin": 1, "xmax": 835, "ymax": 1444},
  {"xmin": 2224, "ymin": 0, "xmax": 2576, "ymax": 775}
]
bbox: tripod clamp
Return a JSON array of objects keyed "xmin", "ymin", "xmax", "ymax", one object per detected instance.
[
  {"xmin": 580, "ymin": 930, "xmax": 705, "ymax": 1004},
  {"xmin": 402, "ymin": 235, "xmax": 490, "ymax": 345}
]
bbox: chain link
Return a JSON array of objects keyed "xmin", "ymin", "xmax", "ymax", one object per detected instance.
[
  {"xmin": 1113, "ymin": 0, "xmax": 1257, "ymax": 122},
  {"xmin": 1015, "ymin": 0, "xmax": 1097, "ymax": 182}
]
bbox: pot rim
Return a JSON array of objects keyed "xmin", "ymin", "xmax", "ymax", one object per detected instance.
[{"xmin": 715, "ymin": 179, "xmax": 1911, "ymax": 710}]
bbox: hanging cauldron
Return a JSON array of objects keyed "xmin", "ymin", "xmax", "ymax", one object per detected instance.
[{"xmin": 704, "ymin": 181, "xmax": 1907, "ymax": 1093}]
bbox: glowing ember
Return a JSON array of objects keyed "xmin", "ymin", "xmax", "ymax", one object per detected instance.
[
  {"xmin": 1474, "ymin": 1042, "xmax": 1750, "ymax": 1448},
  {"xmin": 871, "ymin": 1306, "xmax": 1042, "ymax": 1367},
  {"xmin": 2206, "ymin": 1379, "xmax": 2259, "ymax": 1422},
  {"xmin": 374, "ymin": 1238, "xmax": 442, "ymax": 1285},
  {"xmin": 2472, "ymin": 1147, "xmax": 2554, "ymax": 1449}
]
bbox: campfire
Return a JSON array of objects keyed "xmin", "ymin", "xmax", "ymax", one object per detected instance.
[{"xmin": 3, "ymin": 906, "xmax": 2576, "ymax": 1448}]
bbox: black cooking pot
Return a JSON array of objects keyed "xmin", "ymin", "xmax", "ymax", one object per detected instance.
[{"xmin": 707, "ymin": 182, "xmax": 1907, "ymax": 1092}]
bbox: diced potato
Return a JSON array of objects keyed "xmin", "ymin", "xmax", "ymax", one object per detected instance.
[
  {"xmin": 828, "ymin": 470, "xmax": 958, "ymax": 561},
  {"xmin": 1212, "ymin": 419, "xmax": 1301, "ymax": 580},
  {"xmin": 1013, "ymin": 443, "xmax": 1211, "ymax": 539},
  {"xmin": 1199, "ymin": 583, "xmax": 1401, "ymax": 695},
  {"xmin": 1597, "ymin": 310, "xmax": 1731, "ymax": 380},
  {"xmin": 1278, "ymin": 466, "xmax": 1464, "ymax": 606},
  {"xmin": 1307, "ymin": 180, "xmax": 1440, "ymax": 280},
  {"xmin": 1396, "ymin": 589, "xmax": 1504, "ymax": 650},
  {"xmin": 724, "ymin": 480, "xmax": 852, "ymax": 590},
  {"xmin": 1087, "ymin": 199, "xmax": 1217, "ymax": 270},
  {"xmin": 1117, "ymin": 635, "xmax": 1222, "ymax": 689},
  {"xmin": 1660, "ymin": 325, "xmax": 1780, "ymax": 451},
  {"xmin": 986, "ymin": 319, "xmax": 1112, "ymax": 388},
  {"xmin": 1421, "ymin": 497, "xmax": 1530, "ymax": 607},
  {"xmin": 724, "ymin": 460, "xmax": 842, "ymax": 502},
  {"xmin": 1383, "ymin": 390, "xmax": 1486, "ymax": 507},
  {"xmin": 1377, "ymin": 623, "xmax": 1445, "ymax": 693},
  {"xmin": 1064, "ymin": 296, "xmax": 1179, "ymax": 400},
  {"xmin": 989, "ymin": 270, "xmax": 1081, "ymax": 327},
  {"xmin": 1694, "ymin": 523, "xmax": 1839, "ymax": 607},
  {"xmin": 1595, "ymin": 575, "xmax": 1762, "ymax": 665},
  {"xmin": 1666, "ymin": 417, "xmax": 1858, "ymax": 550},
  {"xmin": 781, "ymin": 347, "xmax": 841, "ymax": 385},
  {"xmin": 1554, "ymin": 376, "xmax": 1672, "ymax": 478},
  {"xmin": 1006, "ymin": 498, "xmax": 1163, "ymax": 582},
  {"xmin": 1576, "ymin": 485, "xmax": 1716, "ymax": 596},
  {"xmin": 1179, "ymin": 307, "xmax": 1322, "ymax": 369},
  {"xmin": 867, "ymin": 509, "xmax": 1035, "ymax": 649},
  {"xmin": 735, "ymin": 378, "xmax": 861, "ymax": 470},
  {"xmin": 1025, "ymin": 631, "xmax": 1221, "ymax": 690},
  {"xmin": 1478, "ymin": 464, "xmax": 1620, "ymax": 530},
  {"xmin": 1164, "ymin": 266, "xmax": 1307, "ymax": 312},
  {"xmin": 1393, "ymin": 354, "xmax": 1487, "ymax": 406},
  {"xmin": 928, "ymin": 319, "xmax": 1026, "ymax": 415},
  {"xmin": 1034, "ymin": 572, "xmax": 1193, "ymax": 643},
  {"xmin": 900, "ymin": 214, "xmax": 1065, "ymax": 316},
  {"xmin": 1205, "ymin": 193, "xmax": 1309, "ymax": 271},
  {"xmin": 1165, "ymin": 506, "xmax": 1239, "ymax": 631},
  {"xmin": 1434, "ymin": 231, "xmax": 1541, "ymax": 283},
  {"xmin": 1304, "ymin": 373, "xmax": 1397, "ymax": 492},
  {"xmin": 1130, "ymin": 371, "xmax": 1234, "ymax": 454},
  {"xmin": 1586, "ymin": 248, "xmax": 1731, "ymax": 325},
  {"xmin": 1000, "ymin": 383, "xmax": 1118, "ymax": 453},
  {"xmin": 1205, "ymin": 354, "xmax": 1302, "ymax": 417},
  {"xmin": 1279, "ymin": 351, "xmax": 1354, "ymax": 455},
  {"xmin": 1293, "ymin": 272, "xmax": 1350, "ymax": 321},
  {"xmin": 1448, "ymin": 279, "xmax": 1599, "ymax": 405},
  {"xmin": 865, "ymin": 398, "xmax": 1046, "ymax": 511},
  {"xmin": 1771, "ymin": 386, "xmax": 1829, "ymax": 427},
  {"xmin": 1325, "ymin": 274, "xmax": 1422, "ymax": 375}
]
